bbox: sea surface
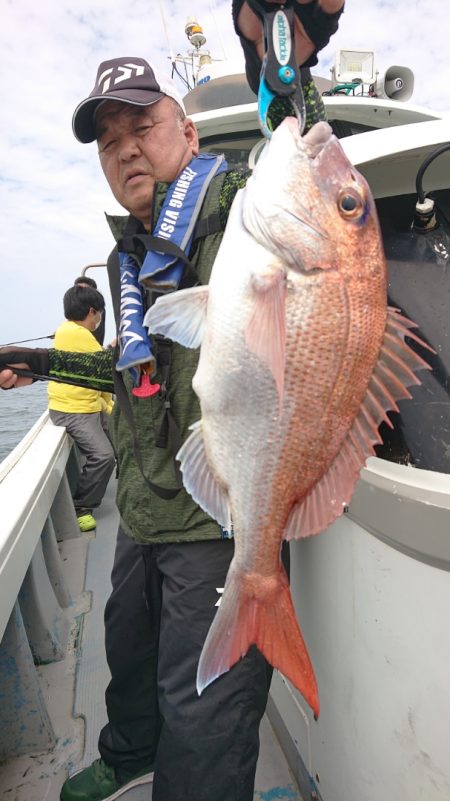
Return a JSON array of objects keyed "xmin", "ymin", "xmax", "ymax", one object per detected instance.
[{"xmin": 0, "ymin": 381, "xmax": 48, "ymax": 462}]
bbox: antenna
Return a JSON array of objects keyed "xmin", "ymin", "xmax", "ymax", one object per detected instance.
[
  {"xmin": 209, "ymin": 0, "xmax": 227, "ymax": 60},
  {"xmin": 159, "ymin": 13, "xmax": 224, "ymax": 92},
  {"xmin": 168, "ymin": 16, "xmax": 215, "ymax": 90},
  {"xmin": 159, "ymin": 3, "xmax": 192, "ymax": 91},
  {"xmin": 159, "ymin": 3, "xmax": 176, "ymax": 65}
]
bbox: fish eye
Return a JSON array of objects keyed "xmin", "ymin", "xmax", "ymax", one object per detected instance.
[{"xmin": 337, "ymin": 189, "xmax": 363, "ymax": 219}]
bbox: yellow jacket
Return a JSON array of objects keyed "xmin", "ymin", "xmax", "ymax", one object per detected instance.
[{"xmin": 48, "ymin": 320, "xmax": 114, "ymax": 414}]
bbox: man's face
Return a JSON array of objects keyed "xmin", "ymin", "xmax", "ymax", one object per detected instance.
[
  {"xmin": 96, "ymin": 97, "xmax": 199, "ymax": 228},
  {"xmin": 84, "ymin": 307, "xmax": 103, "ymax": 332}
]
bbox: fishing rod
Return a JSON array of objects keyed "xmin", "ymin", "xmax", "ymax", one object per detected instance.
[
  {"xmin": 0, "ymin": 344, "xmax": 115, "ymax": 393},
  {"xmin": 8, "ymin": 367, "xmax": 93, "ymax": 387},
  {"xmin": 2, "ymin": 365, "xmax": 114, "ymax": 394}
]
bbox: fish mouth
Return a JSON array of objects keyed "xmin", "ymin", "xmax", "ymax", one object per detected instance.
[
  {"xmin": 302, "ymin": 120, "xmax": 333, "ymax": 147},
  {"xmin": 282, "ymin": 117, "xmax": 334, "ymax": 159},
  {"xmin": 241, "ymin": 118, "xmax": 337, "ymax": 273}
]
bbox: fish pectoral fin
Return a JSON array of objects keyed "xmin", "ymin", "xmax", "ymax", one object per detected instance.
[
  {"xmin": 144, "ymin": 286, "xmax": 210, "ymax": 348},
  {"xmin": 197, "ymin": 565, "xmax": 319, "ymax": 718},
  {"xmin": 245, "ymin": 266, "xmax": 286, "ymax": 403},
  {"xmin": 285, "ymin": 307, "xmax": 431, "ymax": 540},
  {"xmin": 177, "ymin": 420, "xmax": 230, "ymax": 530}
]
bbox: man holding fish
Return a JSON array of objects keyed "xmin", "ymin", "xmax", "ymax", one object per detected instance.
[{"xmin": 7, "ymin": 4, "xmax": 428, "ymax": 801}]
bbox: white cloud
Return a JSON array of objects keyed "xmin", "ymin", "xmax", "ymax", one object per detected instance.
[{"xmin": 0, "ymin": 0, "xmax": 447, "ymax": 344}]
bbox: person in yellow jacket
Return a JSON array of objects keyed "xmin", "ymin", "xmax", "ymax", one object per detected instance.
[{"xmin": 48, "ymin": 284, "xmax": 116, "ymax": 531}]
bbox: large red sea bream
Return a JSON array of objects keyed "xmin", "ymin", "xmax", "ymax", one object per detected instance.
[{"xmin": 145, "ymin": 118, "xmax": 429, "ymax": 717}]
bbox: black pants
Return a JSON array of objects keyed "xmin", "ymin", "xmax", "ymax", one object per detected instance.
[{"xmin": 98, "ymin": 528, "xmax": 272, "ymax": 801}]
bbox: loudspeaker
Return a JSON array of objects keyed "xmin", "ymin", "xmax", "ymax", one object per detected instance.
[{"xmin": 376, "ymin": 65, "xmax": 414, "ymax": 101}]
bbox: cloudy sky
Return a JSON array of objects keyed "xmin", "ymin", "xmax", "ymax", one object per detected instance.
[{"xmin": 1, "ymin": 0, "xmax": 448, "ymax": 345}]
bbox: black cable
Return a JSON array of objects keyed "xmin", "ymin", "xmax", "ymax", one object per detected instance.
[
  {"xmin": 182, "ymin": 59, "xmax": 189, "ymax": 88},
  {"xmin": 416, "ymin": 143, "xmax": 450, "ymax": 203},
  {"xmin": 172, "ymin": 61, "xmax": 191, "ymax": 91}
]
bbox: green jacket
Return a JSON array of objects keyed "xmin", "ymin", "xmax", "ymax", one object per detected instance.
[
  {"xmin": 43, "ymin": 91, "xmax": 329, "ymax": 541},
  {"xmin": 106, "ymin": 171, "xmax": 245, "ymax": 544}
]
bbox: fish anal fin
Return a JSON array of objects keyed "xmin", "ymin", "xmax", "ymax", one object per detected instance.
[
  {"xmin": 245, "ymin": 266, "xmax": 286, "ymax": 403},
  {"xmin": 285, "ymin": 307, "xmax": 431, "ymax": 540},
  {"xmin": 197, "ymin": 565, "xmax": 319, "ymax": 718},
  {"xmin": 176, "ymin": 420, "xmax": 230, "ymax": 530},
  {"xmin": 144, "ymin": 285, "xmax": 209, "ymax": 348}
]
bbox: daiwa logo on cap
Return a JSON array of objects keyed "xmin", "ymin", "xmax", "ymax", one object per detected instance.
[
  {"xmin": 72, "ymin": 55, "xmax": 187, "ymax": 143},
  {"xmin": 97, "ymin": 62, "xmax": 146, "ymax": 94}
]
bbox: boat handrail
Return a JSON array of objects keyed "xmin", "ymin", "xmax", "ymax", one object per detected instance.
[
  {"xmin": 349, "ymin": 457, "xmax": 450, "ymax": 571},
  {"xmin": 0, "ymin": 411, "xmax": 50, "ymax": 482},
  {"xmin": 0, "ymin": 414, "xmax": 79, "ymax": 640}
]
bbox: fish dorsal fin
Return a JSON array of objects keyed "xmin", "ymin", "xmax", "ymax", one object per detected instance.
[
  {"xmin": 177, "ymin": 420, "xmax": 231, "ymax": 530},
  {"xmin": 144, "ymin": 285, "xmax": 209, "ymax": 348},
  {"xmin": 245, "ymin": 265, "xmax": 286, "ymax": 403},
  {"xmin": 285, "ymin": 307, "xmax": 431, "ymax": 540}
]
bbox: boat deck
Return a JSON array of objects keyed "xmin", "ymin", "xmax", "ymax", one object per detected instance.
[{"xmin": 0, "ymin": 476, "xmax": 303, "ymax": 801}]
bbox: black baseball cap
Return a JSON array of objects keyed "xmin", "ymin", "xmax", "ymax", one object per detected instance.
[{"xmin": 72, "ymin": 56, "xmax": 186, "ymax": 143}]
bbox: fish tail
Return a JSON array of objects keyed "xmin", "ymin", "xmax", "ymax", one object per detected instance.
[{"xmin": 197, "ymin": 565, "xmax": 319, "ymax": 717}]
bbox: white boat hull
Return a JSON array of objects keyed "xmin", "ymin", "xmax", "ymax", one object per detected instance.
[{"xmin": 271, "ymin": 458, "xmax": 450, "ymax": 801}]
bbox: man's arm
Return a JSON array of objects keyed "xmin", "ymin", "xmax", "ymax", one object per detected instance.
[{"xmin": 0, "ymin": 347, "xmax": 115, "ymax": 394}]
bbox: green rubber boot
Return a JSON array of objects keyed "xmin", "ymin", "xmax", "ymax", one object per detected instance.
[
  {"xmin": 60, "ymin": 758, "xmax": 153, "ymax": 801},
  {"xmin": 77, "ymin": 514, "xmax": 97, "ymax": 532}
]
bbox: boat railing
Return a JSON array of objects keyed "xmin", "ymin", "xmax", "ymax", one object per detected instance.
[{"xmin": 0, "ymin": 412, "xmax": 81, "ymax": 760}]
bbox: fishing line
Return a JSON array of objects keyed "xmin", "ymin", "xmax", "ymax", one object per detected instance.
[{"xmin": 0, "ymin": 334, "xmax": 55, "ymax": 347}]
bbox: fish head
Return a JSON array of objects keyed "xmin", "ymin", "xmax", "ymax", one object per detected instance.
[{"xmin": 243, "ymin": 118, "xmax": 384, "ymax": 280}]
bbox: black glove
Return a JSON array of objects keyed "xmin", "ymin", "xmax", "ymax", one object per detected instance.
[
  {"xmin": 232, "ymin": 0, "xmax": 344, "ymax": 94},
  {"xmin": 0, "ymin": 346, "xmax": 50, "ymax": 383}
]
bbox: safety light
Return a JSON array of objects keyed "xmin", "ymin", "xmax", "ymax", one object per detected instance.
[{"xmin": 185, "ymin": 17, "xmax": 207, "ymax": 49}]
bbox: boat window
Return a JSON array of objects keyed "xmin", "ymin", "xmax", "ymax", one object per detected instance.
[
  {"xmin": 200, "ymin": 131, "xmax": 263, "ymax": 169},
  {"xmin": 200, "ymin": 122, "xmax": 377, "ymax": 167},
  {"xmin": 375, "ymin": 188, "xmax": 450, "ymax": 473},
  {"xmin": 329, "ymin": 119, "xmax": 377, "ymax": 138}
]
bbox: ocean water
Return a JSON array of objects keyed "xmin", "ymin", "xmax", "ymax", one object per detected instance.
[{"xmin": 0, "ymin": 381, "xmax": 48, "ymax": 462}]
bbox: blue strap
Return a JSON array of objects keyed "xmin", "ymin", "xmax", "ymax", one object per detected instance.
[
  {"xmin": 115, "ymin": 252, "xmax": 154, "ymax": 383},
  {"xmin": 138, "ymin": 153, "xmax": 228, "ymax": 291},
  {"xmin": 116, "ymin": 154, "xmax": 227, "ymax": 381}
]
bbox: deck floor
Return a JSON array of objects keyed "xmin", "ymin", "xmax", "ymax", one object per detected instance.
[
  {"xmin": 74, "ymin": 480, "xmax": 302, "ymax": 800},
  {"xmin": 0, "ymin": 479, "xmax": 303, "ymax": 801}
]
